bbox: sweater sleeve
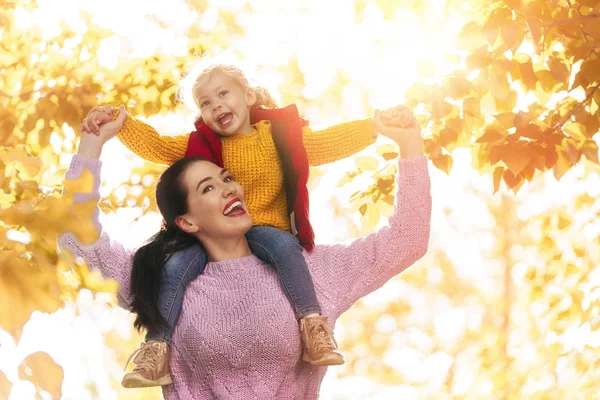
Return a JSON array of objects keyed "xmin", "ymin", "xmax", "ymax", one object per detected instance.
[
  {"xmin": 302, "ymin": 118, "xmax": 376, "ymax": 166},
  {"xmin": 57, "ymin": 154, "xmax": 134, "ymax": 308},
  {"xmin": 116, "ymin": 109, "xmax": 189, "ymax": 166},
  {"xmin": 307, "ymin": 155, "xmax": 431, "ymax": 317}
]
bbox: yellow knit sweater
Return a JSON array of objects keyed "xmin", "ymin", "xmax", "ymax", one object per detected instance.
[{"xmin": 117, "ymin": 114, "xmax": 376, "ymax": 231}]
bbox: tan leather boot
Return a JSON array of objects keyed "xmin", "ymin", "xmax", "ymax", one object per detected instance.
[
  {"xmin": 121, "ymin": 340, "xmax": 173, "ymax": 388},
  {"xmin": 300, "ymin": 315, "xmax": 345, "ymax": 366}
]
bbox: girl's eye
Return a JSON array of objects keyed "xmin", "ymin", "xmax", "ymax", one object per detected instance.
[
  {"xmin": 223, "ymin": 175, "xmax": 233, "ymax": 183},
  {"xmin": 201, "ymin": 100, "xmax": 209, "ymax": 108},
  {"xmin": 219, "ymin": 90, "xmax": 229, "ymax": 97},
  {"xmin": 202, "ymin": 185, "xmax": 213, "ymax": 194}
]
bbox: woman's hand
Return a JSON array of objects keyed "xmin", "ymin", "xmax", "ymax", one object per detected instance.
[
  {"xmin": 373, "ymin": 106, "xmax": 423, "ymax": 159},
  {"xmin": 77, "ymin": 105, "xmax": 127, "ymax": 159},
  {"xmin": 81, "ymin": 105, "xmax": 115, "ymax": 135}
]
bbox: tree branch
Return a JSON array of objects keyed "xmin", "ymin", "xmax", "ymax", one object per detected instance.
[
  {"xmin": 544, "ymin": 13, "xmax": 600, "ymax": 29},
  {"xmin": 550, "ymin": 84, "xmax": 600, "ymax": 132}
]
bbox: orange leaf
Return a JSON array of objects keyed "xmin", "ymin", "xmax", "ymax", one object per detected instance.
[
  {"xmin": 503, "ymin": 169, "xmax": 524, "ymax": 192},
  {"xmin": 580, "ymin": 140, "xmax": 599, "ymax": 164},
  {"xmin": 431, "ymin": 154, "xmax": 453, "ymax": 174},
  {"xmin": 493, "ymin": 166, "xmax": 503, "ymax": 194},
  {"xmin": 553, "ymin": 150, "xmax": 571, "ymax": 181},
  {"xmin": 563, "ymin": 122, "xmax": 587, "ymax": 141},
  {"xmin": 0, "ymin": 370, "xmax": 11, "ymax": 400},
  {"xmin": 494, "ymin": 112, "xmax": 515, "ymax": 129},
  {"xmin": 501, "ymin": 143, "xmax": 532, "ymax": 175},
  {"xmin": 565, "ymin": 140, "xmax": 581, "ymax": 164},
  {"xmin": 18, "ymin": 352, "xmax": 64, "ymax": 399}
]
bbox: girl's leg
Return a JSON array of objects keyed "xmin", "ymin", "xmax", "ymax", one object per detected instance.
[
  {"xmin": 123, "ymin": 245, "xmax": 207, "ymax": 388},
  {"xmin": 146, "ymin": 244, "xmax": 208, "ymax": 343},
  {"xmin": 245, "ymin": 226, "xmax": 344, "ymax": 366},
  {"xmin": 246, "ymin": 226, "xmax": 321, "ymax": 318}
]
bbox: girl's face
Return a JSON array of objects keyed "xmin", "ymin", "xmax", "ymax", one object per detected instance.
[
  {"xmin": 195, "ymin": 72, "xmax": 257, "ymax": 137},
  {"xmin": 175, "ymin": 160, "xmax": 253, "ymax": 241}
]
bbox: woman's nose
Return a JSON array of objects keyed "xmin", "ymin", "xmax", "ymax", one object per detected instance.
[{"xmin": 222, "ymin": 183, "xmax": 236, "ymax": 198}]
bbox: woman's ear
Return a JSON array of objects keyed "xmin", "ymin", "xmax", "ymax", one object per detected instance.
[
  {"xmin": 175, "ymin": 215, "xmax": 199, "ymax": 234},
  {"xmin": 246, "ymin": 88, "xmax": 257, "ymax": 107}
]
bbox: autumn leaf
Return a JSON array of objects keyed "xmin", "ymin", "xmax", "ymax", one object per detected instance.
[
  {"xmin": 0, "ymin": 370, "xmax": 11, "ymax": 400},
  {"xmin": 580, "ymin": 140, "xmax": 599, "ymax": 164},
  {"xmin": 18, "ymin": 352, "xmax": 64, "ymax": 399},
  {"xmin": 0, "ymin": 252, "xmax": 62, "ymax": 341},
  {"xmin": 355, "ymin": 156, "xmax": 379, "ymax": 171},
  {"xmin": 431, "ymin": 154, "xmax": 453, "ymax": 174},
  {"xmin": 493, "ymin": 165, "xmax": 503, "ymax": 194},
  {"xmin": 563, "ymin": 122, "xmax": 588, "ymax": 141},
  {"xmin": 501, "ymin": 143, "xmax": 532, "ymax": 175}
]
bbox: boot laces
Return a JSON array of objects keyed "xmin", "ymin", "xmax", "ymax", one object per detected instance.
[
  {"xmin": 125, "ymin": 342, "xmax": 162, "ymax": 372},
  {"xmin": 306, "ymin": 318, "xmax": 337, "ymax": 351}
]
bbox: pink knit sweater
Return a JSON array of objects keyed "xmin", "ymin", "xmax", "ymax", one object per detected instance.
[{"xmin": 59, "ymin": 154, "xmax": 431, "ymax": 400}]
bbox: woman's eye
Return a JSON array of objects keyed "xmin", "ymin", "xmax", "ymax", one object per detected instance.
[
  {"xmin": 202, "ymin": 185, "xmax": 213, "ymax": 194},
  {"xmin": 219, "ymin": 90, "xmax": 228, "ymax": 97},
  {"xmin": 224, "ymin": 176, "xmax": 233, "ymax": 183}
]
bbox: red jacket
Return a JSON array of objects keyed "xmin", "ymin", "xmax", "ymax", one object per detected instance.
[{"xmin": 185, "ymin": 104, "xmax": 315, "ymax": 251}]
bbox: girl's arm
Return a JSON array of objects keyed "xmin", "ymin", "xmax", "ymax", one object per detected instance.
[
  {"xmin": 82, "ymin": 106, "xmax": 189, "ymax": 166},
  {"xmin": 116, "ymin": 109, "xmax": 189, "ymax": 166},
  {"xmin": 302, "ymin": 118, "xmax": 376, "ymax": 166},
  {"xmin": 308, "ymin": 155, "xmax": 431, "ymax": 317},
  {"xmin": 58, "ymin": 108, "xmax": 134, "ymax": 307}
]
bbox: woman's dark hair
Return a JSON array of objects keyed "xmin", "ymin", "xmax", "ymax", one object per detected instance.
[{"xmin": 129, "ymin": 156, "xmax": 210, "ymax": 333}]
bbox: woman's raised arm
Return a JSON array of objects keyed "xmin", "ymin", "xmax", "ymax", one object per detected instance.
[
  {"xmin": 307, "ymin": 110, "xmax": 432, "ymax": 317},
  {"xmin": 58, "ymin": 108, "xmax": 135, "ymax": 307}
]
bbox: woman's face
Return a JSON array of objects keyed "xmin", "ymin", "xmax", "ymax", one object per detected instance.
[{"xmin": 176, "ymin": 160, "xmax": 252, "ymax": 240}]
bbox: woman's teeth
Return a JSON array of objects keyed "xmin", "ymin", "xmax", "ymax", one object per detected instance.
[{"xmin": 223, "ymin": 201, "xmax": 243, "ymax": 215}]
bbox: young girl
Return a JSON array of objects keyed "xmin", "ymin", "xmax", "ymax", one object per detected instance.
[{"xmin": 83, "ymin": 62, "xmax": 413, "ymax": 389}]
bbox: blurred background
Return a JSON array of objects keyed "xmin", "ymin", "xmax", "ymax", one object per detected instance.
[{"xmin": 1, "ymin": 0, "xmax": 599, "ymax": 398}]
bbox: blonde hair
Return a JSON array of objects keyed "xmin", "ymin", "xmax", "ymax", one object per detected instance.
[{"xmin": 178, "ymin": 58, "xmax": 280, "ymax": 122}]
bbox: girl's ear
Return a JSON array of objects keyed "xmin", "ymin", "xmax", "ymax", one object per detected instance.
[
  {"xmin": 246, "ymin": 87, "xmax": 257, "ymax": 107},
  {"xmin": 175, "ymin": 215, "xmax": 199, "ymax": 234}
]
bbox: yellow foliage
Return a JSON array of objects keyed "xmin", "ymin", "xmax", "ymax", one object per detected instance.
[{"xmin": 18, "ymin": 352, "xmax": 64, "ymax": 399}]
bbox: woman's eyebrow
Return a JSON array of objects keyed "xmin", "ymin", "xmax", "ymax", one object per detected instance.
[{"xmin": 196, "ymin": 169, "xmax": 229, "ymax": 191}]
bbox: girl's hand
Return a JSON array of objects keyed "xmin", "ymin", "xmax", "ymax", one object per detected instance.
[
  {"xmin": 78, "ymin": 105, "xmax": 127, "ymax": 159},
  {"xmin": 373, "ymin": 107, "xmax": 423, "ymax": 159},
  {"xmin": 379, "ymin": 105, "xmax": 414, "ymax": 128},
  {"xmin": 81, "ymin": 105, "xmax": 115, "ymax": 135}
]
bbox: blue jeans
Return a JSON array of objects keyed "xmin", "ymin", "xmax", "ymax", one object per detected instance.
[{"xmin": 145, "ymin": 226, "xmax": 322, "ymax": 344}]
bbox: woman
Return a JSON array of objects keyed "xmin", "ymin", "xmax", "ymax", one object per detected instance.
[{"xmin": 59, "ymin": 107, "xmax": 431, "ymax": 399}]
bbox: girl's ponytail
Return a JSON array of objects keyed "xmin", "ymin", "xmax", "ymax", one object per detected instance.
[{"xmin": 253, "ymin": 85, "xmax": 280, "ymax": 109}]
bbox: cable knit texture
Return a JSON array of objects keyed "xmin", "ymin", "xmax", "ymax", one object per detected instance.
[
  {"xmin": 116, "ymin": 113, "xmax": 375, "ymax": 232},
  {"xmin": 58, "ymin": 154, "xmax": 431, "ymax": 400}
]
